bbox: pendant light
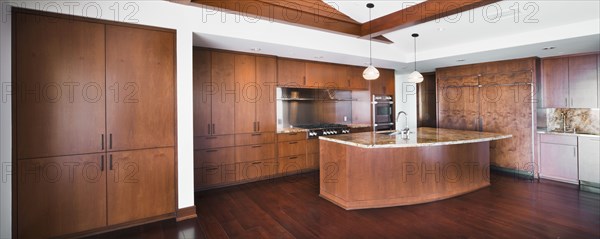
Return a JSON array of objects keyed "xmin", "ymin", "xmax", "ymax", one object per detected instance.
[
  {"xmin": 363, "ymin": 3, "xmax": 379, "ymax": 80},
  {"xmin": 407, "ymin": 33, "xmax": 424, "ymax": 83}
]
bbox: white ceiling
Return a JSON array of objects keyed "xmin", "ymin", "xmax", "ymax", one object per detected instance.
[{"xmin": 191, "ymin": 0, "xmax": 600, "ymax": 74}]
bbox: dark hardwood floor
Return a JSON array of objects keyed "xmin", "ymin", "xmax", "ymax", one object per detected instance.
[{"xmin": 91, "ymin": 171, "xmax": 600, "ymax": 239}]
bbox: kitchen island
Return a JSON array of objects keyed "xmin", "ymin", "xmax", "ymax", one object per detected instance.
[{"xmin": 319, "ymin": 127, "xmax": 511, "ymax": 210}]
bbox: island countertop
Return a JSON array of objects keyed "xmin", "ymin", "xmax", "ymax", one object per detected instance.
[{"xmin": 319, "ymin": 127, "xmax": 512, "ymax": 148}]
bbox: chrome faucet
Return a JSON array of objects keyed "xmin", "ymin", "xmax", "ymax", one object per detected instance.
[
  {"xmin": 396, "ymin": 111, "xmax": 409, "ymax": 135},
  {"xmin": 561, "ymin": 113, "xmax": 567, "ymax": 132}
]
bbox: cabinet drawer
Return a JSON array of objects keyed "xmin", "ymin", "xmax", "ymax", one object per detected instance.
[
  {"xmin": 235, "ymin": 133, "xmax": 275, "ymax": 146},
  {"xmin": 194, "ymin": 164, "xmax": 237, "ymax": 189},
  {"xmin": 237, "ymin": 160, "xmax": 278, "ymax": 181},
  {"xmin": 194, "ymin": 147, "xmax": 235, "ymax": 167},
  {"xmin": 277, "ymin": 132, "xmax": 307, "ymax": 142},
  {"xmin": 307, "ymin": 139, "xmax": 319, "ymax": 154},
  {"xmin": 278, "ymin": 140, "xmax": 306, "ymax": 157},
  {"xmin": 235, "ymin": 144, "xmax": 275, "ymax": 163},
  {"xmin": 195, "ymin": 135, "xmax": 235, "ymax": 149},
  {"xmin": 279, "ymin": 155, "xmax": 306, "ymax": 175},
  {"xmin": 539, "ymin": 134, "xmax": 577, "ymax": 145}
]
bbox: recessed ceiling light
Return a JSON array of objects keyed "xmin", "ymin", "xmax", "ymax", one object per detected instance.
[
  {"xmin": 542, "ymin": 47, "xmax": 556, "ymax": 50},
  {"xmin": 314, "ymin": 56, "xmax": 324, "ymax": 59},
  {"xmin": 457, "ymin": 59, "xmax": 466, "ymax": 62},
  {"xmin": 250, "ymin": 47, "xmax": 261, "ymax": 52},
  {"xmin": 437, "ymin": 27, "xmax": 445, "ymax": 31}
]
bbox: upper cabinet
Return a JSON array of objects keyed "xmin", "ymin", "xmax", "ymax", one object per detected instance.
[
  {"xmin": 278, "ymin": 58, "xmax": 368, "ymax": 90},
  {"xmin": 277, "ymin": 58, "xmax": 306, "ymax": 87},
  {"xmin": 542, "ymin": 53, "xmax": 599, "ymax": 108},
  {"xmin": 568, "ymin": 54, "xmax": 599, "ymax": 108},
  {"xmin": 235, "ymin": 54, "xmax": 276, "ymax": 133},
  {"xmin": 193, "ymin": 49, "xmax": 236, "ymax": 136},
  {"xmin": 370, "ymin": 68, "xmax": 395, "ymax": 96}
]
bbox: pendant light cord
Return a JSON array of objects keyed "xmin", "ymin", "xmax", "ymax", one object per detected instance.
[
  {"xmin": 413, "ymin": 36, "xmax": 417, "ymax": 71},
  {"xmin": 369, "ymin": 7, "xmax": 372, "ymax": 65}
]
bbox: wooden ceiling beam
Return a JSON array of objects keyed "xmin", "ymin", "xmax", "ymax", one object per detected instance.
[
  {"xmin": 361, "ymin": 0, "xmax": 503, "ymax": 37},
  {"xmin": 191, "ymin": 0, "xmax": 362, "ymax": 36}
]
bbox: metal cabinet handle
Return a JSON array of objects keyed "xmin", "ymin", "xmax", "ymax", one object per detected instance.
[
  {"xmin": 289, "ymin": 141, "xmax": 298, "ymax": 144},
  {"xmin": 212, "ymin": 124, "xmax": 216, "ymax": 135},
  {"xmin": 205, "ymin": 136, "xmax": 217, "ymax": 140},
  {"xmin": 208, "ymin": 124, "xmax": 211, "ymax": 135},
  {"xmin": 253, "ymin": 122, "xmax": 257, "ymax": 132},
  {"xmin": 251, "ymin": 145, "xmax": 262, "ymax": 148},
  {"xmin": 109, "ymin": 134, "xmax": 113, "ymax": 149},
  {"xmin": 289, "ymin": 156, "xmax": 298, "ymax": 160},
  {"xmin": 252, "ymin": 162, "xmax": 261, "ymax": 165},
  {"xmin": 109, "ymin": 154, "xmax": 113, "ymax": 170},
  {"xmin": 206, "ymin": 167, "xmax": 218, "ymax": 171},
  {"xmin": 251, "ymin": 133, "xmax": 262, "ymax": 136},
  {"xmin": 101, "ymin": 134, "xmax": 105, "ymax": 150},
  {"xmin": 206, "ymin": 149, "xmax": 218, "ymax": 153},
  {"xmin": 100, "ymin": 155, "xmax": 104, "ymax": 171},
  {"xmin": 257, "ymin": 122, "xmax": 260, "ymax": 132}
]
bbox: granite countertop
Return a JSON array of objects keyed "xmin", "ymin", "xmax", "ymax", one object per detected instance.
[
  {"xmin": 276, "ymin": 128, "xmax": 309, "ymax": 134},
  {"xmin": 347, "ymin": 124, "xmax": 371, "ymax": 129},
  {"xmin": 536, "ymin": 128, "xmax": 600, "ymax": 138},
  {"xmin": 319, "ymin": 127, "xmax": 512, "ymax": 148}
]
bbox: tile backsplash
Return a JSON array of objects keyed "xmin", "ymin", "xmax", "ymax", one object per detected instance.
[{"xmin": 546, "ymin": 108, "xmax": 600, "ymax": 134}]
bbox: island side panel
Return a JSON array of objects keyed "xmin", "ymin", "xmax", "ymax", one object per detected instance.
[
  {"xmin": 319, "ymin": 140, "xmax": 349, "ymax": 205},
  {"xmin": 341, "ymin": 142, "xmax": 490, "ymax": 210}
]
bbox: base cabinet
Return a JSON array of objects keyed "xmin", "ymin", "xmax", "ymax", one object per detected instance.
[
  {"xmin": 18, "ymin": 154, "xmax": 107, "ymax": 239},
  {"xmin": 578, "ymin": 137, "xmax": 600, "ymax": 184},
  {"xmin": 539, "ymin": 134, "xmax": 579, "ymax": 183}
]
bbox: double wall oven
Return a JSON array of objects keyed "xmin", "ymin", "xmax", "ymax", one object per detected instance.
[{"xmin": 372, "ymin": 95, "xmax": 395, "ymax": 131}]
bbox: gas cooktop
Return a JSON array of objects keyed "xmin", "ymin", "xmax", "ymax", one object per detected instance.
[{"xmin": 295, "ymin": 123, "xmax": 351, "ymax": 138}]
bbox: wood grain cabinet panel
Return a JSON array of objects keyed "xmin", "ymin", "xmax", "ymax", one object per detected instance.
[
  {"xmin": 237, "ymin": 160, "xmax": 278, "ymax": 181},
  {"xmin": 347, "ymin": 66, "xmax": 368, "ymax": 90},
  {"xmin": 569, "ymin": 54, "xmax": 599, "ymax": 108},
  {"xmin": 193, "ymin": 49, "xmax": 213, "ymax": 136},
  {"xmin": 541, "ymin": 58, "xmax": 569, "ymax": 108},
  {"xmin": 234, "ymin": 54, "xmax": 257, "ymax": 134},
  {"xmin": 210, "ymin": 52, "xmax": 236, "ymax": 135},
  {"xmin": 277, "ymin": 140, "xmax": 307, "ymax": 157},
  {"xmin": 107, "ymin": 148, "xmax": 175, "ymax": 225},
  {"xmin": 106, "ymin": 25, "xmax": 175, "ymax": 151},
  {"xmin": 235, "ymin": 133, "xmax": 275, "ymax": 146},
  {"xmin": 194, "ymin": 147, "xmax": 236, "ymax": 166},
  {"xmin": 235, "ymin": 144, "xmax": 276, "ymax": 163},
  {"xmin": 195, "ymin": 135, "xmax": 235, "ymax": 150},
  {"xmin": 278, "ymin": 58, "xmax": 306, "ymax": 87},
  {"xmin": 255, "ymin": 56, "xmax": 277, "ymax": 132},
  {"xmin": 279, "ymin": 155, "xmax": 307, "ymax": 175},
  {"xmin": 277, "ymin": 132, "xmax": 307, "ymax": 142},
  {"xmin": 15, "ymin": 12, "xmax": 106, "ymax": 159},
  {"xmin": 18, "ymin": 154, "xmax": 107, "ymax": 239}
]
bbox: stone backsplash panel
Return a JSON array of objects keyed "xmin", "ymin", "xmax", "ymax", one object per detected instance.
[{"xmin": 547, "ymin": 108, "xmax": 600, "ymax": 135}]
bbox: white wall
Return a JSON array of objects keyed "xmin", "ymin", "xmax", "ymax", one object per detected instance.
[
  {"xmin": 0, "ymin": 4, "xmax": 12, "ymax": 238},
  {"xmin": 394, "ymin": 72, "xmax": 418, "ymax": 131}
]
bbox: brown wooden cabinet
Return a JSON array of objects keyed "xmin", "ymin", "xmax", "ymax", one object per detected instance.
[
  {"xmin": 370, "ymin": 68, "xmax": 395, "ymax": 96},
  {"xmin": 305, "ymin": 62, "xmax": 348, "ymax": 89},
  {"xmin": 17, "ymin": 154, "xmax": 107, "ymax": 239},
  {"xmin": 235, "ymin": 55, "xmax": 276, "ymax": 133},
  {"xmin": 568, "ymin": 54, "xmax": 598, "ymax": 108},
  {"xmin": 106, "ymin": 25, "xmax": 175, "ymax": 151},
  {"xmin": 278, "ymin": 58, "xmax": 306, "ymax": 87},
  {"xmin": 15, "ymin": 10, "xmax": 177, "ymax": 238},
  {"xmin": 15, "ymin": 12, "xmax": 106, "ymax": 159},
  {"xmin": 436, "ymin": 58, "xmax": 536, "ymax": 171},
  {"xmin": 541, "ymin": 53, "xmax": 599, "ymax": 108},
  {"xmin": 347, "ymin": 66, "xmax": 369, "ymax": 90},
  {"xmin": 276, "ymin": 132, "xmax": 311, "ymax": 175},
  {"xmin": 194, "ymin": 49, "xmax": 236, "ymax": 136},
  {"xmin": 107, "ymin": 148, "xmax": 175, "ymax": 225}
]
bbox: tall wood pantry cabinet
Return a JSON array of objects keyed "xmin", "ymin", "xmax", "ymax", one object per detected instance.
[{"xmin": 14, "ymin": 9, "xmax": 176, "ymax": 238}]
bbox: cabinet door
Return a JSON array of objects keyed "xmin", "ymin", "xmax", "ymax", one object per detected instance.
[
  {"xmin": 541, "ymin": 58, "xmax": 569, "ymax": 108},
  {"xmin": 107, "ymin": 148, "xmax": 175, "ymax": 225},
  {"xmin": 15, "ymin": 12, "xmax": 106, "ymax": 159},
  {"xmin": 347, "ymin": 66, "xmax": 368, "ymax": 90},
  {"xmin": 569, "ymin": 54, "xmax": 599, "ymax": 108},
  {"xmin": 194, "ymin": 49, "xmax": 213, "ymax": 136},
  {"xmin": 211, "ymin": 52, "xmax": 236, "ymax": 135},
  {"xmin": 256, "ymin": 56, "xmax": 277, "ymax": 132},
  {"xmin": 540, "ymin": 143, "xmax": 578, "ymax": 183},
  {"xmin": 578, "ymin": 137, "xmax": 600, "ymax": 184},
  {"xmin": 18, "ymin": 154, "xmax": 107, "ymax": 239},
  {"xmin": 382, "ymin": 69, "xmax": 396, "ymax": 96},
  {"xmin": 234, "ymin": 54, "xmax": 256, "ymax": 134},
  {"xmin": 106, "ymin": 26, "xmax": 175, "ymax": 151},
  {"xmin": 277, "ymin": 58, "xmax": 306, "ymax": 87},
  {"xmin": 438, "ymin": 77, "xmax": 479, "ymax": 130}
]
